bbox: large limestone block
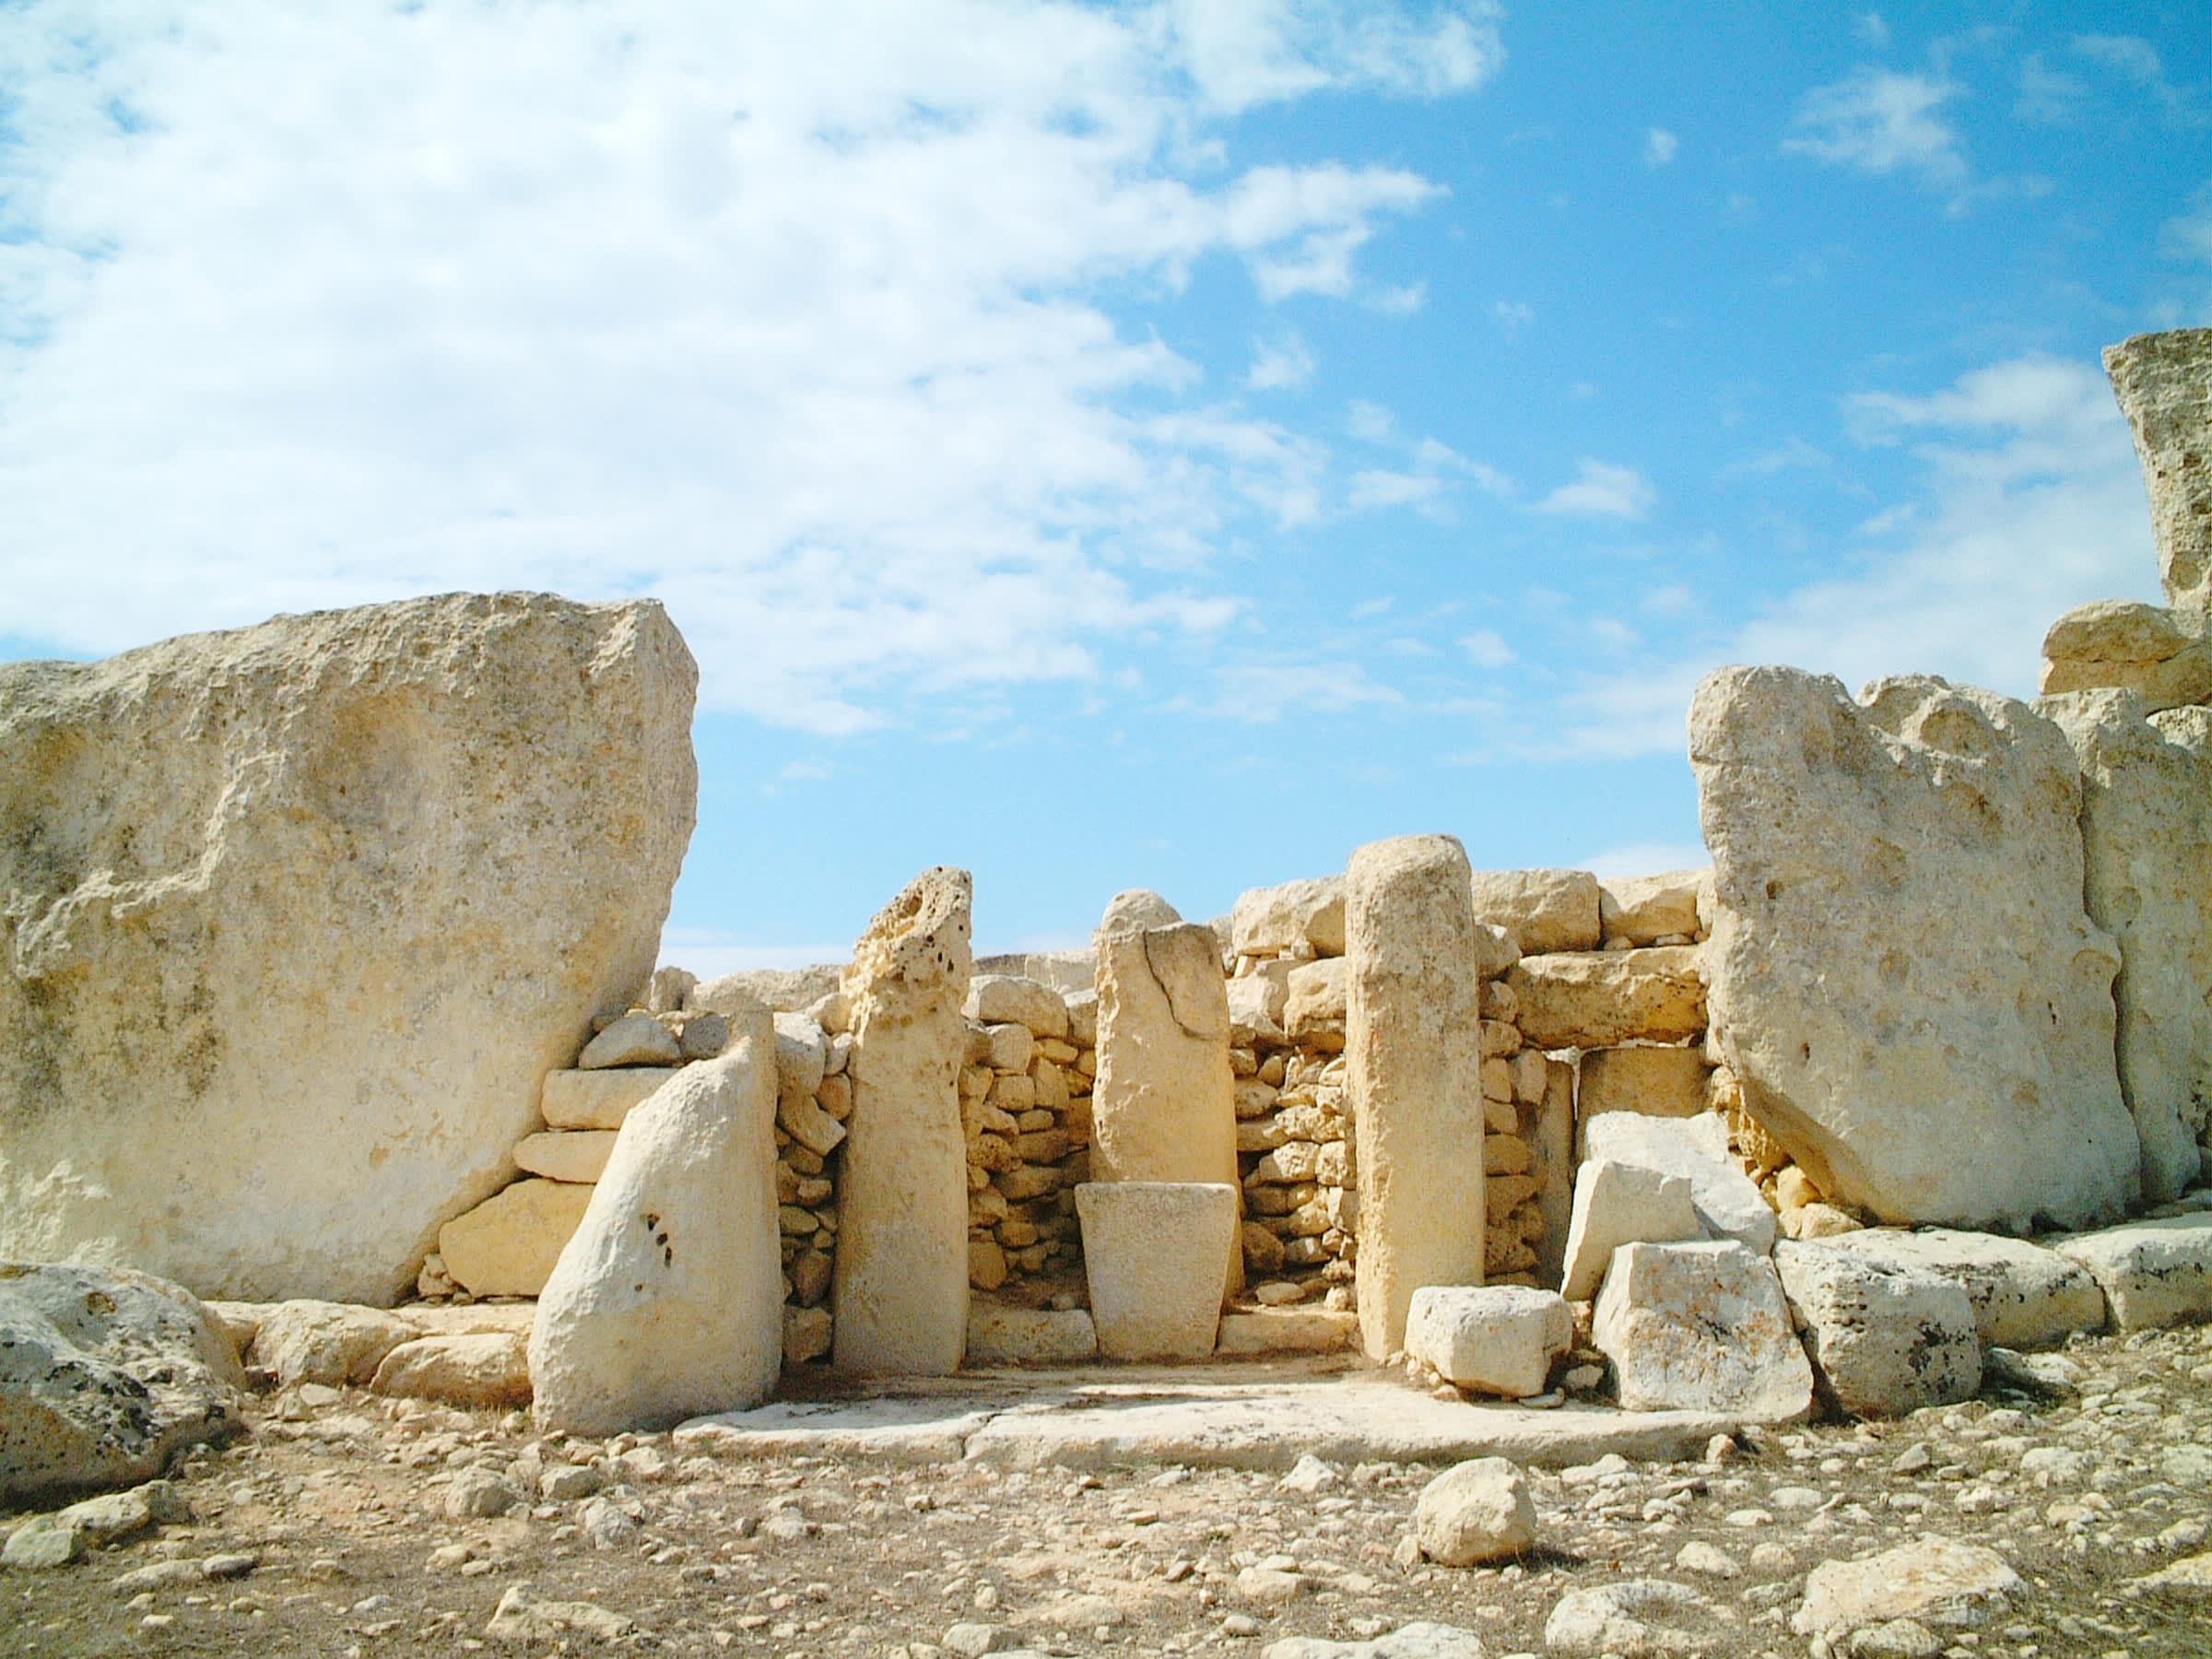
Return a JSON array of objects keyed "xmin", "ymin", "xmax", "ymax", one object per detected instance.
[
  {"xmin": 530, "ymin": 1013, "xmax": 782, "ymax": 1434},
  {"xmin": 2052, "ymin": 1212, "xmax": 2212, "ymax": 1331},
  {"xmin": 1582, "ymin": 1112, "xmax": 1775, "ymax": 1255},
  {"xmin": 1505, "ymin": 947, "xmax": 1705, "ymax": 1051},
  {"xmin": 1405, "ymin": 1285, "xmax": 1571, "ymax": 1398},
  {"xmin": 1576, "ymin": 1046, "xmax": 1711, "ymax": 1127},
  {"xmin": 1592, "ymin": 1240, "xmax": 1813, "ymax": 1421},
  {"xmin": 1774, "ymin": 1241, "xmax": 1982, "ymax": 1417},
  {"xmin": 1076, "ymin": 1182, "xmax": 1237, "ymax": 1360},
  {"xmin": 1, "ymin": 1264, "xmax": 244, "ymax": 1502},
  {"xmin": 1230, "ymin": 877, "xmax": 1347, "ymax": 958},
  {"xmin": 1793, "ymin": 1537, "xmax": 2024, "ymax": 1640},
  {"xmin": 1559, "ymin": 1159, "xmax": 1702, "ymax": 1302},
  {"xmin": 832, "ymin": 868, "xmax": 975, "ymax": 1375},
  {"xmin": 1091, "ymin": 923, "xmax": 1238, "ymax": 1188},
  {"xmin": 1467, "ymin": 868, "xmax": 1600, "ymax": 954},
  {"xmin": 1824, "ymin": 1228, "xmax": 2106, "ymax": 1348},
  {"xmin": 1598, "ymin": 869, "xmax": 1709, "ymax": 947},
  {"xmin": 1692, "ymin": 666, "xmax": 2138, "ymax": 1231},
  {"xmin": 1283, "ymin": 957, "xmax": 1348, "ymax": 1048},
  {"xmin": 1346, "ymin": 834, "xmax": 1488, "ymax": 1359},
  {"xmin": 2046, "ymin": 691, "xmax": 2212, "ymax": 1201},
  {"xmin": 540, "ymin": 1067, "xmax": 685, "ymax": 1130},
  {"xmin": 965, "ymin": 974, "xmax": 1070, "ymax": 1040},
  {"xmin": 2040, "ymin": 600, "xmax": 2212, "ymax": 712},
  {"xmin": 2105, "ymin": 328, "xmax": 2212, "ymax": 609},
  {"xmin": 0, "ymin": 593, "xmax": 696, "ymax": 1304},
  {"xmin": 438, "ymin": 1179, "xmax": 594, "ymax": 1299},
  {"xmin": 965, "ymin": 1304, "xmax": 1100, "ymax": 1366}
]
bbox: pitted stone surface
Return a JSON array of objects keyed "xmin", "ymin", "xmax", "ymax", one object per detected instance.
[{"xmin": 2105, "ymin": 328, "xmax": 2212, "ymax": 609}]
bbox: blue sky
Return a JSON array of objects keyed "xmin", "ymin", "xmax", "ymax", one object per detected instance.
[{"xmin": 4, "ymin": 3, "xmax": 2208, "ymax": 971}]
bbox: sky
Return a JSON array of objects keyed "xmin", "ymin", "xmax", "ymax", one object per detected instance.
[{"xmin": 4, "ymin": 2, "xmax": 2209, "ymax": 974}]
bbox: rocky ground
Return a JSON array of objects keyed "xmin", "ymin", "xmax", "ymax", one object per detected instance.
[{"xmin": 6, "ymin": 1324, "xmax": 2211, "ymax": 1659}]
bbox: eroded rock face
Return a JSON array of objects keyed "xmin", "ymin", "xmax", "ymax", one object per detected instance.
[
  {"xmin": 1774, "ymin": 1241, "xmax": 1982, "ymax": 1418},
  {"xmin": 2104, "ymin": 328, "xmax": 2212, "ymax": 611},
  {"xmin": 0, "ymin": 593, "xmax": 697, "ymax": 1304},
  {"xmin": 1592, "ymin": 1240, "xmax": 1813, "ymax": 1421},
  {"xmin": 1692, "ymin": 666, "xmax": 2138, "ymax": 1232},
  {"xmin": 1092, "ymin": 922, "xmax": 1237, "ymax": 1189}
]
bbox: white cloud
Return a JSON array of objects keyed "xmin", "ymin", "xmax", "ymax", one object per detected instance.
[
  {"xmin": 1643, "ymin": 127, "xmax": 1678, "ymax": 167},
  {"xmin": 2163, "ymin": 184, "xmax": 2212, "ymax": 265},
  {"xmin": 1491, "ymin": 298, "xmax": 1534, "ymax": 333},
  {"xmin": 1247, "ymin": 331, "xmax": 1316, "ymax": 390},
  {"xmin": 1192, "ymin": 659, "xmax": 1403, "ymax": 722},
  {"xmin": 1582, "ymin": 841, "xmax": 1709, "ymax": 879},
  {"xmin": 1458, "ymin": 629, "xmax": 1515, "ymax": 667},
  {"xmin": 1783, "ymin": 67, "xmax": 1967, "ymax": 187},
  {"xmin": 1856, "ymin": 13, "xmax": 1890, "ymax": 50},
  {"xmin": 1535, "ymin": 459, "xmax": 1655, "ymax": 520},
  {"xmin": 1348, "ymin": 469, "xmax": 1441, "ymax": 511},
  {"xmin": 1347, "ymin": 398, "xmax": 1399, "ymax": 442},
  {"xmin": 0, "ymin": 1, "xmax": 1485, "ymax": 732}
]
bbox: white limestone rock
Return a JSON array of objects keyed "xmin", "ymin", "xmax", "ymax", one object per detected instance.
[
  {"xmin": 690, "ymin": 965, "xmax": 843, "ymax": 1017},
  {"xmin": 579, "ymin": 1014, "xmax": 680, "ymax": 1069},
  {"xmin": 249, "ymin": 1300, "xmax": 418, "ymax": 1388},
  {"xmin": 1544, "ymin": 1579, "xmax": 1715, "ymax": 1656},
  {"xmin": 438, "ymin": 1179, "xmax": 594, "ymax": 1299},
  {"xmin": 1263, "ymin": 1625, "xmax": 1489, "ymax": 1659},
  {"xmin": 2105, "ymin": 328, "xmax": 2212, "ymax": 609},
  {"xmin": 1692, "ymin": 666, "xmax": 2138, "ymax": 1231},
  {"xmin": 530, "ymin": 1011, "xmax": 782, "ymax": 1435},
  {"xmin": 2051, "ymin": 1211, "xmax": 2212, "ymax": 1330},
  {"xmin": 369, "ymin": 1332, "xmax": 532, "ymax": 1409},
  {"xmin": 1096, "ymin": 888, "xmax": 1182, "ymax": 935},
  {"xmin": 771, "ymin": 1012, "xmax": 830, "ymax": 1098},
  {"xmin": 1, "ymin": 1264, "xmax": 244, "ymax": 1503},
  {"xmin": 1822, "ymin": 1228, "xmax": 2107, "ymax": 1348},
  {"xmin": 1405, "ymin": 1286, "xmax": 1571, "ymax": 1398},
  {"xmin": 1412, "ymin": 1456, "xmax": 1535, "ymax": 1566},
  {"xmin": 1793, "ymin": 1536, "xmax": 2024, "ymax": 1638},
  {"xmin": 2040, "ymin": 600, "xmax": 2212, "ymax": 712},
  {"xmin": 1576, "ymin": 1046, "xmax": 1712, "ymax": 1128},
  {"xmin": 1581, "ymin": 1112, "xmax": 1776, "ymax": 1256},
  {"xmin": 833, "ymin": 868, "xmax": 975, "ymax": 1375},
  {"xmin": 1092, "ymin": 920, "xmax": 1239, "ymax": 1198},
  {"xmin": 1077, "ymin": 1182, "xmax": 1237, "ymax": 1361},
  {"xmin": 1559, "ymin": 1159, "xmax": 1702, "ymax": 1302},
  {"xmin": 1467, "ymin": 868, "xmax": 1600, "ymax": 954},
  {"xmin": 1773, "ymin": 1241, "xmax": 1982, "ymax": 1417},
  {"xmin": 1598, "ymin": 869, "xmax": 1710, "ymax": 947},
  {"xmin": 512, "ymin": 1130, "xmax": 617, "ymax": 1184},
  {"xmin": 539, "ymin": 1067, "xmax": 684, "ymax": 1131},
  {"xmin": 0, "ymin": 593, "xmax": 696, "ymax": 1304},
  {"xmin": 1283, "ymin": 957, "xmax": 1349, "ymax": 1048},
  {"xmin": 1230, "ymin": 877, "xmax": 1347, "ymax": 958},
  {"xmin": 1506, "ymin": 947, "xmax": 1706, "ymax": 1051},
  {"xmin": 964, "ymin": 974, "xmax": 1069, "ymax": 1040},
  {"xmin": 1592, "ymin": 1240, "xmax": 1813, "ymax": 1422},
  {"xmin": 964, "ymin": 1304, "xmax": 1100, "ymax": 1366}
]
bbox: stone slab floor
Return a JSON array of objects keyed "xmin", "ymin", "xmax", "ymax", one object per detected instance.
[{"xmin": 6, "ymin": 1328, "xmax": 2210, "ymax": 1658}]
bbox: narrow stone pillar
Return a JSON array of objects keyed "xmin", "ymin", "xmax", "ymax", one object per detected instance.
[
  {"xmin": 2106, "ymin": 329, "xmax": 2212, "ymax": 611},
  {"xmin": 831, "ymin": 866, "xmax": 974, "ymax": 1375},
  {"xmin": 1090, "ymin": 896, "xmax": 1242, "ymax": 1294},
  {"xmin": 1346, "ymin": 833, "xmax": 1488, "ymax": 1359}
]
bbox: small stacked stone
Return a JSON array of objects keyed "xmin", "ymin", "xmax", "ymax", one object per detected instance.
[
  {"xmin": 959, "ymin": 974, "xmax": 1096, "ymax": 1291},
  {"xmin": 1475, "ymin": 972, "xmax": 1562, "ymax": 1285}
]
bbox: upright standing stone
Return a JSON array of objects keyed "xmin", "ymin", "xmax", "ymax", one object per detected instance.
[
  {"xmin": 831, "ymin": 868, "xmax": 974, "ymax": 1375},
  {"xmin": 2105, "ymin": 329, "xmax": 2212, "ymax": 611},
  {"xmin": 1692, "ymin": 667, "xmax": 2139, "ymax": 1231},
  {"xmin": 0, "ymin": 593, "xmax": 696, "ymax": 1304},
  {"xmin": 2045, "ymin": 691, "xmax": 2212, "ymax": 1202},
  {"xmin": 1346, "ymin": 834, "xmax": 1488, "ymax": 1359},
  {"xmin": 528, "ymin": 1003, "xmax": 782, "ymax": 1435}
]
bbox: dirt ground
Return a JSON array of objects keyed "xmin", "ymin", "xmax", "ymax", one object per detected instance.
[{"xmin": 7, "ymin": 1323, "xmax": 2211, "ymax": 1659}]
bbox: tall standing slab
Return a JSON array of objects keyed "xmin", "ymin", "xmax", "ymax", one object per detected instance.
[
  {"xmin": 0, "ymin": 593, "xmax": 696, "ymax": 1304},
  {"xmin": 1346, "ymin": 834, "xmax": 1488, "ymax": 1359},
  {"xmin": 1691, "ymin": 667, "xmax": 2138, "ymax": 1231},
  {"xmin": 2104, "ymin": 328, "xmax": 2212, "ymax": 611},
  {"xmin": 831, "ymin": 868, "xmax": 974, "ymax": 1375}
]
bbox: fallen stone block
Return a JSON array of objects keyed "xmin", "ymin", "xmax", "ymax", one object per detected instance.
[
  {"xmin": 369, "ymin": 1332, "xmax": 532, "ymax": 1409},
  {"xmin": 1545, "ymin": 1578, "xmax": 1717, "ymax": 1657},
  {"xmin": 1582, "ymin": 1112, "xmax": 1776, "ymax": 1255},
  {"xmin": 1404, "ymin": 1286, "xmax": 1571, "ymax": 1398},
  {"xmin": 1774, "ymin": 1241, "xmax": 1981, "ymax": 1417},
  {"xmin": 249, "ymin": 1300, "xmax": 418, "ymax": 1389},
  {"xmin": 1411, "ymin": 1456, "xmax": 1534, "ymax": 1566},
  {"xmin": 1593, "ymin": 1240, "xmax": 1812, "ymax": 1422},
  {"xmin": 2051, "ymin": 1211, "xmax": 2212, "ymax": 1330},
  {"xmin": 1559, "ymin": 1158, "xmax": 1702, "ymax": 1301},
  {"xmin": 1792, "ymin": 1536, "xmax": 2024, "ymax": 1639}
]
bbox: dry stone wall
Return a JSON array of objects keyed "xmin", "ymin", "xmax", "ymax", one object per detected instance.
[{"xmin": 959, "ymin": 975, "xmax": 1097, "ymax": 1295}]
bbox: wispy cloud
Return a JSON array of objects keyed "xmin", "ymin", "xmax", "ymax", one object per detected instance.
[
  {"xmin": 1783, "ymin": 67, "xmax": 1967, "ymax": 187},
  {"xmin": 1535, "ymin": 459, "xmax": 1656, "ymax": 520},
  {"xmin": 1459, "ymin": 629, "xmax": 1516, "ymax": 668},
  {"xmin": 1247, "ymin": 331, "xmax": 1317, "ymax": 390},
  {"xmin": 1643, "ymin": 127, "xmax": 1679, "ymax": 167},
  {"xmin": 1491, "ymin": 298, "xmax": 1534, "ymax": 333},
  {"xmin": 1188, "ymin": 660, "xmax": 1404, "ymax": 723}
]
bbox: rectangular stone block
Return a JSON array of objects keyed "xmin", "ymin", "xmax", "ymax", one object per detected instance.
[
  {"xmin": 1468, "ymin": 868, "xmax": 1601, "ymax": 954},
  {"xmin": 2052, "ymin": 1212, "xmax": 2212, "ymax": 1331},
  {"xmin": 1406, "ymin": 1285, "xmax": 1572, "ymax": 1397},
  {"xmin": 1507, "ymin": 948, "xmax": 1706, "ymax": 1051},
  {"xmin": 1076, "ymin": 1182, "xmax": 1238, "ymax": 1360},
  {"xmin": 1214, "ymin": 1307, "xmax": 1359, "ymax": 1355},
  {"xmin": 1577, "ymin": 1046, "xmax": 1712, "ymax": 1129},
  {"xmin": 541, "ymin": 1067, "xmax": 684, "ymax": 1130}
]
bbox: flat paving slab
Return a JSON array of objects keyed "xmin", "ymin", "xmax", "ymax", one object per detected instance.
[{"xmin": 674, "ymin": 1358, "xmax": 1733, "ymax": 1472}]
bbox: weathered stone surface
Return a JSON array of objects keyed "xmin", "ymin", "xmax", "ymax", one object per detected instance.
[
  {"xmin": 2052, "ymin": 1212, "xmax": 2212, "ymax": 1330},
  {"xmin": 531, "ymin": 1012, "xmax": 782, "ymax": 1435},
  {"xmin": 1506, "ymin": 948, "xmax": 1705, "ymax": 1052},
  {"xmin": 1559, "ymin": 1159, "xmax": 1702, "ymax": 1302},
  {"xmin": 539, "ymin": 1068, "xmax": 683, "ymax": 1131},
  {"xmin": 1529, "ymin": 1059, "xmax": 1574, "ymax": 1291},
  {"xmin": 1692, "ymin": 666, "xmax": 2138, "ymax": 1231},
  {"xmin": 1412, "ymin": 1456, "xmax": 1534, "ymax": 1566},
  {"xmin": 1598, "ymin": 870, "xmax": 1708, "ymax": 947},
  {"xmin": 579, "ymin": 1014, "xmax": 680, "ymax": 1070},
  {"xmin": 0, "ymin": 594, "xmax": 694, "ymax": 1305},
  {"xmin": 2040, "ymin": 600, "xmax": 2212, "ymax": 711},
  {"xmin": 964, "ymin": 1304, "xmax": 1099, "ymax": 1366},
  {"xmin": 690, "ymin": 965, "xmax": 842, "ymax": 1017},
  {"xmin": 1592, "ymin": 1241, "xmax": 1813, "ymax": 1421},
  {"xmin": 249, "ymin": 1300, "xmax": 416, "ymax": 1388},
  {"xmin": 1264, "ymin": 1622, "xmax": 1489, "ymax": 1659},
  {"xmin": 771, "ymin": 1012, "xmax": 830, "ymax": 1097},
  {"xmin": 1405, "ymin": 1286, "xmax": 1571, "ymax": 1398},
  {"xmin": 1467, "ymin": 868, "xmax": 1600, "ymax": 954},
  {"xmin": 1226, "ymin": 970, "xmax": 1288, "ymax": 1041},
  {"xmin": 1544, "ymin": 1579, "xmax": 1715, "ymax": 1657},
  {"xmin": 1095, "ymin": 889, "xmax": 1182, "ymax": 936},
  {"xmin": 2105, "ymin": 328, "xmax": 2212, "ymax": 610},
  {"xmin": 438, "ymin": 1179, "xmax": 593, "ymax": 1299},
  {"xmin": 1230, "ymin": 877, "xmax": 1347, "ymax": 959},
  {"xmin": 1214, "ymin": 1307, "xmax": 1359, "ymax": 1356},
  {"xmin": 1346, "ymin": 835, "xmax": 1488, "ymax": 1359},
  {"xmin": 1581, "ymin": 1112, "xmax": 1775, "ymax": 1255},
  {"xmin": 834, "ymin": 869, "xmax": 975, "ymax": 1375},
  {"xmin": 369, "ymin": 1332, "xmax": 532, "ymax": 1408},
  {"xmin": 512, "ymin": 1130, "xmax": 617, "ymax": 1184},
  {"xmin": 1793, "ymin": 1537, "xmax": 2024, "ymax": 1637},
  {"xmin": 1283, "ymin": 957, "xmax": 1349, "ymax": 1048},
  {"xmin": 1824, "ymin": 1228, "xmax": 2107, "ymax": 1348},
  {"xmin": 1773, "ymin": 1241, "xmax": 1981, "ymax": 1417},
  {"xmin": 1077, "ymin": 1182, "xmax": 1237, "ymax": 1360},
  {"xmin": 486, "ymin": 1583, "xmax": 635, "ymax": 1643},
  {"xmin": 2046, "ymin": 691, "xmax": 2212, "ymax": 1201},
  {"xmin": 1, "ymin": 1264, "xmax": 243, "ymax": 1502},
  {"xmin": 1576, "ymin": 1047, "xmax": 1711, "ymax": 1127},
  {"xmin": 964, "ymin": 974, "xmax": 1069, "ymax": 1040}
]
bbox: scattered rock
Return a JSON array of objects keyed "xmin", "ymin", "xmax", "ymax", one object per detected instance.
[
  {"xmin": 1411, "ymin": 1456, "xmax": 1535, "ymax": 1567},
  {"xmin": 1264, "ymin": 1623, "xmax": 1492, "ymax": 1658},
  {"xmin": 1774, "ymin": 1241, "xmax": 1981, "ymax": 1417},
  {"xmin": 1792, "ymin": 1537, "xmax": 2024, "ymax": 1637},
  {"xmin": 2051, "ymin": 1211, "xmax": 2212, "ymax": 1330},
  {"xmin": 251, "ymin": 1300, "xmax": 418, "ymax": 1388},
  {"xmin": 1404, "ymin": 1286, "xmax": 1571, "ymax": 1398},
  {"xmin": 369, "ymin": 1332, "xmax": 532, "ymax": 1408},
  {"xmin": 1543, "ymin": 1577, "xmax": 1714, "ymax": 1656},
  {"xmin": 485, "ymin": 1582, "xmax": 635, "ymax": 1642}
]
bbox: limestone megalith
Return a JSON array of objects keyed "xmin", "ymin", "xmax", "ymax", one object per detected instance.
[
  {"xmin": 2104, "ymin": 328, "xmax": 2212, "ymax": 612},
  {"xmin": 0, "ymin": 593, "xmax": 696, "ymax": 1304}
]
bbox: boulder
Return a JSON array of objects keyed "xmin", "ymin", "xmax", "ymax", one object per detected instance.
[
  {"xmin": 1076, "ymin": 1182, "xmax": 1237, "ymax": 1360},
  {"xmin": 1405, "ymin": 1286, "xmax": 1571, "ymax": 1398},
  {"xmin": 1411, "ymin": 1456, "xmax": 1535, "ymax": 1566},
  {"xmin": 578, "ymin": 1014, "xmax": 680, "ymax": 1069},
  {"xmin": 2052, "ymin": 1211, "xmax": 2212, "ymax": 1330},
  {"xmin": 1592, "ymin": 1241, "xmax": 1813, "ymax": 1421},
  {"xmin": 530, "ymin": 1010, "xmax": 782, "ymax": 1435},
  {"xmin": 771, "ymin": 1013, "xmax": 830, "ymax": 1097},
  {"xmin": 1544, "ymin": 1579, "xmax": 1716, "ymax": 1657},
  {"xmin": 1581, "ymin": 1112, "xmax": 1775, "ymax": 1256},
  {"xmin": 1598, "ymin": 869, "xmax": 1709, "ymax": 947},
  {"xmin": 1773, "ymin": 1241, "xmax": 1981, "ymax": 1417},
  {"xmin": 964, "ymin": 974, "xmax": 1069, "ymax": 1040},
  {"xmin": 2104, "ymin": 328, "xmax": 2212, "ymax": 609},
  {"xmin": 2040, "ymin": 600, "xmax": 2212, "ymax": 711},
  {"xmin": 1345, "ymin": 836, "xmax": 1489, "ymax": 1359},
  {"xmin": 0, "ymin": 593, "xmax": 694, "ymax": 1304},
  {"xmin": 2045, "ymin": 692, "xmax": 2212, "ymax": 1201},
  {"xmin": 1576, "ymin": 1047, "xmax": 1711, "ymax": 1127},
  {"xmin": 1692, "ymin": 666, "xmax": 2138, "ymax": 1231},
  {"xmin": 438, "ymin": 1179, "xmax": 594, "ymax": 1299},
  {"xmin": 1793, "ymin": 1537, "xmax": 2023, "ymax": 1639},
  {"xmin": 1230, "ymin": 877, "xmax": 1347, "ymax": 958},
  {"xmin": 1226, "ymin": 969, "xmax": 1289, "ymax": 1041},
  {"xmin": 1096, "ymin": 889, "xmax": 1182, "ymax": 935},
  {"xmin": 540, "ymin": 1067, "xmax": 684, "ymax": 1131},
  {"xmin": 1505, "ymin": 948, "xmax": 1705, "ymax": 1051},
  {"xmin": 1823, "ymin": 1228, "xmax": 2107, "ymax": 1348},
  {"xmin": 1, "ymin": 1263, "xmax": 243, "ymax": 1503},
  {"xmin": 832, "ymin": 869, "xmax": 975, "ymax": 1375},
  {"xmin": 1467, "ymin": 868, "xmax": 1600, "ymax": 954},
  {"xmin": 1559, "ymin": 1159, "xmax": 1702, "ymax": 1302},
  {"xmin": 370, "ymin": 1332, "xmax": 533, "ymax": 1408},
  {"xmin": 249, "ymin": 1300, "xmax": 418, "ymax": 1388}
]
